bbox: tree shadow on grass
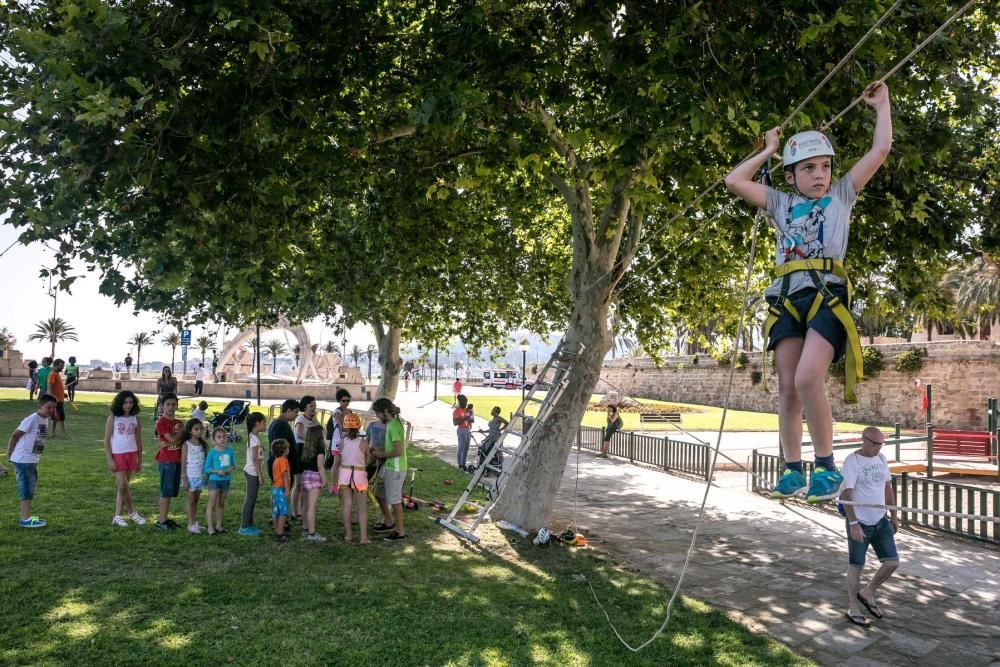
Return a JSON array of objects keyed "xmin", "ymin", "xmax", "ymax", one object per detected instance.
[{"xmin": 0, "ymin": 394, "xmax": 809, "ymax": 666}]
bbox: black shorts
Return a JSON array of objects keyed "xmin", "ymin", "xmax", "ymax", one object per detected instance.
[{"xmin": 765, "ymin": 285, "xmax": 849, "ymax": 362}]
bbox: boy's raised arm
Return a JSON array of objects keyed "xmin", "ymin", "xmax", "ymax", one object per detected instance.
[
  {"xmin": 848, "ymin": 82, "xmax": 892, "ymax": 192},
  {"xmin": 724, "ymin": 127, "xmax": 781, "ymax": 209}
]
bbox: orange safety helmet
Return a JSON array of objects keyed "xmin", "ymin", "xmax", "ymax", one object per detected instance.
[{"xmin": 343, "ymin": 413, "xmax": 362, "ymax": 430}]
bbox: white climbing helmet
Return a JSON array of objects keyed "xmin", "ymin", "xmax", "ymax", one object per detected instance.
[{"xmin": 783, "ymin": 130, "xmax": 835, "ymax": 167}]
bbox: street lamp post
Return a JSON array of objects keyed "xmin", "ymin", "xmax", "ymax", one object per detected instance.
[
  {"xmin": 433, "ymin": 341, "xmax": 439, "ymax": 401},
  {"xmin": 518, "ymin": 339, "xmax": 530, "ymax": 400}
]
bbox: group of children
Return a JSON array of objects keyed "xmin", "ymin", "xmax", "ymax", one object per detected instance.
[{"xmin": 6, "ymin": 389, "xmax": 409, "ymax": 544}]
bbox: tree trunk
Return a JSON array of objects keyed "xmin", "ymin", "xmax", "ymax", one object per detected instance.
[
  {"xmin": 491, "ymin": 163, "xmax": 634, "ymax": 531},
  {"xmin": 372, "ymin": 318, "xmax": 402, "ymax": 400},
  {"xmin": 491, "ymin": 294, "xmax": 611, "ymax": 530}
]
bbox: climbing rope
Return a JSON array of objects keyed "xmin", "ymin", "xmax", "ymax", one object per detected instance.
[
  {"xmin": 614, "ymin": 0, "xmax": 982, "ymax": 292},
  {"xmin": 583, "ymin": 0, "xmax": 906, "ymax": 295}
]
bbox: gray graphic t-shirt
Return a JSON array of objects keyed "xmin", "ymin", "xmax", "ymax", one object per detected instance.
[{"xmin": 763, "ymin": 175, "xmax": 857, "ymax": 297}]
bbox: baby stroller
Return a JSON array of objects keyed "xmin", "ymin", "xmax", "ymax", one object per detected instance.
[
  {"xmin": 474, "ymin": 429, "xmax": 504, "ymax": 476},
  {"xmin": 209, "ymin": 400, "xmax": 251, "ymax": 442}
]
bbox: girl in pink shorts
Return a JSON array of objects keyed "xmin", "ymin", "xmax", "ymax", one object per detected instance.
[
  {"xmin": 338, "ymin": 413, "xmax": 370, "ymax": 544},
  {"xmin": 299, "ymin": 425, "xmax": 328, "ymax": 542},
  {"xmin": 104, "ymin": 391, "xmax": 147, "ymax": 528}
]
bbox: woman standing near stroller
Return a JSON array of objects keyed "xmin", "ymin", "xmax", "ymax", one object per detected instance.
[{"xmin": 156, "ymin": 367, "xmax": 178, "ymax": 419}]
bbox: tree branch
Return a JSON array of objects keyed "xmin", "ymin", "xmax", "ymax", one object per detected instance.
[{"xmin": 527, "ymin": 101, "xmax": 591, "ymax": 178}]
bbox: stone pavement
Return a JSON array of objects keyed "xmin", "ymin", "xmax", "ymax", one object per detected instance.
[{"xmin": 391, "ymin": 383, "xmax": 1000, "ymax": 667}]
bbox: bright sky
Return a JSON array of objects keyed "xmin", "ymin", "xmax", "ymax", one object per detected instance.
[{"xmin": 0, "ymin": 221, "xmax": 377, "ymax": 367}]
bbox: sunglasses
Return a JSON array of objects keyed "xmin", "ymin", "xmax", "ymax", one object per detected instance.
[
  {"xmin": 863, "ymin": 436, "xmax": 885, "ymax": 446},
  {"xmin": 340, "ymin": 399, "xmax": 351, "ymax": 403}
]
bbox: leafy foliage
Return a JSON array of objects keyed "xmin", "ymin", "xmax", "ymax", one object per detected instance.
[{"xmin": 893, "ymin": 349, "xmax": 924, "ymax": 373}]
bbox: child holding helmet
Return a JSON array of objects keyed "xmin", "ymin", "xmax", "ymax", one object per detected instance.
[
  {"xmin": 338, "ymin": 412, "xmax": 370, "ymax": 544},
  {"xmin": 724, "ymin": 82, "xmax": 892, "ymax": 504}
]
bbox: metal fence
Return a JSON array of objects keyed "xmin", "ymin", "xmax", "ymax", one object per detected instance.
[
  {"xmin": 751, "ymin": 450, "xmax": 1000, "ymax": 545},
  {"xmin": 579, "ymin": 426, "xmax": 712, "ymax": 481}
]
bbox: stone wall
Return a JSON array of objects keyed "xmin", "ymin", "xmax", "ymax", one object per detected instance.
[{"xmin": 601, "ymin": 340, "xmax": 1000, "ymax": 430}]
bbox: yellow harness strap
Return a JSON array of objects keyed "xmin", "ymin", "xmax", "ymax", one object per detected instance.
[{"xmin": 762, "ymin": 258, "xmax": 863, "ymax": 404}]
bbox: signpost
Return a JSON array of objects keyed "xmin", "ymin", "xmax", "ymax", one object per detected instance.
[{"xmin": 181, "ymin": 329, "xmax": 192, "ymax": 373}]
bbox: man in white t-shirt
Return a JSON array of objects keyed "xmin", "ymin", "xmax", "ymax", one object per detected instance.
[
  {"xmin": 194, "ymin": 364, "xmax": 206, "ymax": 396},
  {"xmin": 5, "ymin": 394, "xmax": 57, "ymax": 528},
  {"xmin": 840, "ymin": 426, "xmax": 900, "ymax": 627}
]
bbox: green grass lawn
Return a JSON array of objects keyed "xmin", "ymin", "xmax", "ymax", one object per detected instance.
[
  {"xmin": 448, "ymin": 393, "xmax": 873, "ymax": 432},
  {"xmin": 0, "ymin": 389, "xmax": 808, "ymax": 666}
]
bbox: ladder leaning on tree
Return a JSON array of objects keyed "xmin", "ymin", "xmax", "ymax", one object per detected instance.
[{"xmin": 435, "ymin": 338, "xmax": 584, "ymax": 544}]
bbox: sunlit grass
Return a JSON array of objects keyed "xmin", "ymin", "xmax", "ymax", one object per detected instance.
[{"xmin": 0, "ymin": 389, "xmax": 809, "ymax": 665}]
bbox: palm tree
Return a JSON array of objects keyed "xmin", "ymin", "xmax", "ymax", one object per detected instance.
[
  {"xmin": 245, "ymin": 336, "xmax": 260, "ymax": 373},
  {"xmin": 453, "ymin": 359, "xmax": 463, "ymax": 378},
  {"xmin": 0, "ymin": 327, "xmax": 16, "ymax": 357},
  {"xmin": 127, "ymin": 331, "xmax": 155, "ymax": 373},
  {"xmin": 27, "ymin": 317, "xmax": 79, "ymax": 359},
  {"xmin": 196, "ymin": 334, "xmax": 213, "ymax": 364},
  {"xmin": 942, "ymin": 255, "xmax": 1000, "ymax": 339},
  {"xmin": 324, "ymin": 341, "xmax": 339, "ymax": 355},
  {"xmin": 365, "ymin": 344, "xmax": 376, "ymax": 380},
  {"xmin": 350, "ymin": 344, "xmax": 363, "ymax": 367},
  {"xmin": 162, "ymin": 330, "xmax": 181, "ymax": 371},
  {"xmin": 264, "ymin": 339, "xmax": 287, "ymax": 374}
]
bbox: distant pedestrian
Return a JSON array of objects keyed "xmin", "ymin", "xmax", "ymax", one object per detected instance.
[
  {"xmin": 452, "ymin": 378, "xmax": 462, "ymax": 406},
  {"xmin": 124, "ymin": 352, "xmax": 133, "ymax": 375},
  {"xmin": 211, "ymin": 352, "xmax": 219, "ymax": 382},
  {"xmin": 194, "ymin": 363, "xmax": 206, "ymax": 396},
  {"xmin": 7, "ymin": 393, "xmax": 57, "ymax": 528},
  {"xmin": 27, "ymin": 360, "xmax": 38, "ymax": 400},
  {"xmin": 36, "ymin": 357, "xmax": 52, "ymax": 395},
  {"xmin": 104, "ymin": 390, "xmax": 146, "ymax": 528},
  {"xmin": 156, "ymin": 367, "xmax": 178, "ymax": 418},
  {"xmin": 453, "ymin": 394, "xmax": 473, "ymax": 470},
  {"xmin": 841, "ymin": 426, "xmax": 900, "ymax": 628},
  {"xmin": 65, "ymin": 356, "xmax": 80, "ymax": 402},
  {"xmin": 598, "ymin": 405, "xmax": 623, "ymax": 458},
  {"xmin": 403, "ymin": 369, "xmax": 410, "ymax": 392},
  {"xmin": 414, "ymin": 368, "xmax": 421, "ymax": 391},
  {"xmin": 48, "ymin": 359, "xmax": 67, "ymax": 437}
]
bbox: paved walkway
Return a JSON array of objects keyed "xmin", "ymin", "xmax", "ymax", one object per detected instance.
[{"xmin": 391, "ymin": 384, "xmax": 1000, "ymax": 667}]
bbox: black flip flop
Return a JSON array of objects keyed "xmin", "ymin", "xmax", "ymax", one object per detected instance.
[
  {"xmin": 845, "ymin": 612, "xmax": 870, "ymax": 628},
  {"xmin": 857, "ymin": 594, "xmax": 883, "ymax": 619}
]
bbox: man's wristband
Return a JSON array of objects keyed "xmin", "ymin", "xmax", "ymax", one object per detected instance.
[{"xmin": 849, "ymin": 520, "xmax": 859, "ymax": 526}]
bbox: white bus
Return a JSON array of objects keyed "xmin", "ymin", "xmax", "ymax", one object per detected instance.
[{"xmin": 481, "ymin": 369, "xmax": 523, "ymax": 389}]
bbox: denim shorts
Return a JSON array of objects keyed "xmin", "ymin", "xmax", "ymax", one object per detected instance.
[
  {"xmin": 766, "ymin": 284, "xmax": 849, "ymax": 362},
  {"xmin": 847, "ymin": 515, "xmax": 899, "ymax": 566},
  {"xmin": 271, "ymin": 487, "xmax": 289, "ymax": 518},
  {"xmin": 186, "ymin": 475, "xmax": 205, "ymax": 492},
  {"xmin": 208, "ymin": 478, "xmax": 231, "ymax": 493},
  {"xmin": 158, "ymin": 462, "xmax": 180, "ymax": 498},
  {"xmin": 13, "ymin": 462, "xmax": 38, "ymax": 501}
]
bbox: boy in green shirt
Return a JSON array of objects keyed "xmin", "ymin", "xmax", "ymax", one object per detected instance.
[{"xmin": 370, "ymin": 398, "xmax": 407, "ymax": 541}]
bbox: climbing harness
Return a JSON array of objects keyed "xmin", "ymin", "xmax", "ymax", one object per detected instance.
[{"xmin": 762, "ymin": 257, "xmax": 864, "ymax": 402}]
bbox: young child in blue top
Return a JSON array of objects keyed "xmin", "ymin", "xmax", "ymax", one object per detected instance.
[
  {"xmin": 203, "ymin": 427, "xmax": 235, "ymax": 535},
  {"xmin": 725, "ymin": 82, "xmax": 892, "ymax": 504}
]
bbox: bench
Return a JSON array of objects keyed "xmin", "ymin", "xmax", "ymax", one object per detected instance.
[
  {"xmin": 639, "ymin": 412, "xmax": 681, "ymax": 424},
  {"xmin": 931, "ymin": 429, "xmax": 995, "ymax": 460}
]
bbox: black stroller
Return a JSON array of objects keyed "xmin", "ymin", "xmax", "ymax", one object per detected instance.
[
  {"xmin": 209, "ymin": 400, "xmax": 251, "ymax": 442},
  {"xmin": 474, "ymin": 429, "xmax": 504, "ymax": 476}
]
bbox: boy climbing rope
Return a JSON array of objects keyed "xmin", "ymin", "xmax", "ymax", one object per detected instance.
[{"xmin": 724, "ymin": 82, "xmax": 892, "ymax": 503}]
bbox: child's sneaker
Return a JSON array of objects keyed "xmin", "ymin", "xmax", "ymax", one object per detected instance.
[
  {"xmin": 770, "ymin": 469, "xmax": 806, "ymax": 499},
  {"xmin": 238, "ymin": 526, "xmax": 263, "ymax": 536},
  {"xmin": 128, "ymin": 511, "xmax": 147, "ymax": 526},
  {"xmin": 112, "ymin": 515, "xmax": 129, "ymax": 528},
  {"xmin": 806, "ymin": 467, "xmax": 845, "ymax": 504},
  {"xmin": 19, "ymin": 516, "xmax": 46, "ymax": 529},
  {"xmin": 188, "ymin": 523, "xmax": 203, "ymax": 534}
]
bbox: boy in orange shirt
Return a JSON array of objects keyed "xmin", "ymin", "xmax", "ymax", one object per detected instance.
[
  {"xmin": 47, "ymin": 359, "xmax": 67, "ymax": 437},
  {"xmin": 270, "ymin": 439, "xmax": 291, "ymax": 543}
]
